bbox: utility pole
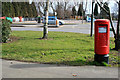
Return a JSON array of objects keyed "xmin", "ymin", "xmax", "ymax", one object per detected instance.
[
  {"xmin": 90, "ymin": 0, "xmax": 94, "ymax": 37},
  {"xmin": 43, "ymin": 0, "xmax": 49, "ymax": 39}
]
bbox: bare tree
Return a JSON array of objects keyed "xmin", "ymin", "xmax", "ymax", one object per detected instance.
[
  {"xmin": 42, "ymin": 0, "xmax": 49, "ymax": 39},
  {"xmin": 50, "ymin": 2, "xmax": 56, "ymax": 15},
  {"xmin": 112, "ymin": 2, "xmax": 119, "ymax": 20},
  {"xmin": 34, "ymin": 2, "xmax": 46, "ymax": 17},
  {"xmin": 56, "ymin": 2, "xmax": 64, "ymax": 19},
  {"xmin": 96, "ymin": 0, "xmax": 120, "ymax": 50},
  {"xmin": 39, "ymin": 2, "xmax": 46, "ymax": 16},
  {"xmin": 82, "ymin": 2, "xmax": 84, "ymax": 23},
  {"xmin": 64, "ymin": 2, "xmax": 70, "ymax": 19},
  {"xmin": 84, "ymin": 0, "xmax": 88, "ymax": 13},
  {"xmin": 73, "ymin": 1, "xmax": 80, "ymax": 7},
  {"xmin": 50, "ymin": 1, "xmax": 73, "ymax": 19},
  {"xmin": 72, "ymin": 6, "xmax": 77, "ymax": 18},
  {"xmin": 115, "ymin": 0, "xmax": 120, "ymax": 50},
  {"xmin": 65, "ymin": 8, "xmax": 72, "ymax": 18}
]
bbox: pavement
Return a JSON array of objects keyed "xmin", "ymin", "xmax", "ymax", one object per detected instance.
[{"xmin": 2, "ymin": 59, "xmax": 118, "ymax": 78}]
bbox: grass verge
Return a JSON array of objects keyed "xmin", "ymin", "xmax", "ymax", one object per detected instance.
[{"xmin": 1, "ymin": 31, "xmax": 119, "ymax": 67}]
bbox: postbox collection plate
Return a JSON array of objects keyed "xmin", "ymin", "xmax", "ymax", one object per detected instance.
[{"xmin": 99, "ymin": 27, "xmax": 107, "ymax": 33}]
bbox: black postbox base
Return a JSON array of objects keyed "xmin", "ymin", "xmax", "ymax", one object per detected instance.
[{"xmin": 94, "ymin": 54, "xmax": 109, "ymax": 64}]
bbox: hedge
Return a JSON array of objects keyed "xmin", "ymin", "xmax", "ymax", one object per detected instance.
[{"xmin": 1, "ymin": 19, "xmax": 11, "ymax": 43}]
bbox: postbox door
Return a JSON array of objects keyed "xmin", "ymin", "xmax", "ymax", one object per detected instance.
[{"xmin": 98, "ymin": 24, "xmax": 108, "ymax": 46}]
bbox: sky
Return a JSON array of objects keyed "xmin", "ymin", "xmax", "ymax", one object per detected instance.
[
  {"xmin": 4, "ymin": 0, "xmax": 118, "ymax": 14},
  {"xmin": 32, "ymin": 0, "xmax": 119, "ymax": 14},
  {"xmin": 77, "ymin": 0, "xmax": 118, "ymax": 14}
]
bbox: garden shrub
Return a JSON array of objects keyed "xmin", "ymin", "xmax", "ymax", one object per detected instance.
[{"xmin": 1, "ymin": 19, "xmax": 11, "ymax": 43}]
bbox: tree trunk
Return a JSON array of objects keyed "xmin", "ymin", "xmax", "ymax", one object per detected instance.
[
  {"xmin": 82, "ymin": 2, "xmax": 83, "ymax": 24},
  {"xmin": 115, "ymin": 1, "xmax": 120, "ymax": 50},
  {"xmin": 84, "ymin": 0, "xmax": 87, "ymax": 20},
  {"xmin": 43, "ymin": 0, "xmax": 49, "ymax": 39},
  {"xmin": 64, "ymin": 2, "xmax": 67, "ymax": 19}
]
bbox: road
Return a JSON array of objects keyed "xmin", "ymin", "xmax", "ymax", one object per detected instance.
[
  {"xmin": 2, "ymin": 59, "xmax": 118, "ymax": 78},
  {"xmin": 11, "ymin": 20, "xmax": 117, "ymax": 37}
]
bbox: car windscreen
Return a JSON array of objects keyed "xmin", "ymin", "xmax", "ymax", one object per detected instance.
[{"xmin": 48, "ymin": 18, "xmax": 55, "ymax": 20}]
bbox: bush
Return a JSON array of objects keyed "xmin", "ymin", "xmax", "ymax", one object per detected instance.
[{"xmin": 1, "ymin": 19, "xmax": 11, "ymax": 43}]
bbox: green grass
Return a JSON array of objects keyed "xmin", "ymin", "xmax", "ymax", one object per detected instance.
[{"xmin": 1, "ymin": 31, "xmax": 119, "ymax": 66}]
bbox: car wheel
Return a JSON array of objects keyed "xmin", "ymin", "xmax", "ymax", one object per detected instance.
[{"xmin": 59, "ymin": 22, "xmax": 63, "ymax": 25}]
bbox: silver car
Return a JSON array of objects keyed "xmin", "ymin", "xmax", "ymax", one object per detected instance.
[{"xmin": 42, "ymin": 16, "xmax": 64, "ymax": 25}]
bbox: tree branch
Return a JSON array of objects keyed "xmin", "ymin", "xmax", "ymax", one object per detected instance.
[
  {"xmin": 50, "ymin": 2, "xmax": 55, "ymax": 13},
  {"xmin": 114, "ymin": 0, "xmax": 119, "ymax": 4},
  {"xmin": 96, "ymin": 0, "xmax": 116, "ymax": 38},
  {"xmin": 96, "ymin": 0, "xmax": 109, "ymax": 14}
]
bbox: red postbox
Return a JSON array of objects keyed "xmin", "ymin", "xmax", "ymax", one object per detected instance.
[{"xmin": 94, "ymin": 19, "xmax": 110, "ymax": 63}]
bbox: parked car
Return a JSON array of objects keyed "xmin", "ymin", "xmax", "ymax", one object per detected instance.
[
  {"xmin": 6, "ymin": 17, "xmax": 13, "ymax": 22},
  {"xmin": 42, "ymin": 16, "xmax": 64, "ymax": 25},
  {"xmin": 86, "ymin": 16, "xmax": 95, "ymax": 22},
  {"xmin": 13, "ymin": 17, "xmax": 20, "ymax": 22},
  {"xmin": 0, "ymin": 17, "xmax": 13, "ymax": 23},
  {"xmin": 59, "ymin": 20, "xmax": 65, "ymax": 25}
]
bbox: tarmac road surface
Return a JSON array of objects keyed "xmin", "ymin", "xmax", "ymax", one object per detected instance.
[{"xmin": 11, "ymin": 20, "xmax": 117, "ymax": 37}]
